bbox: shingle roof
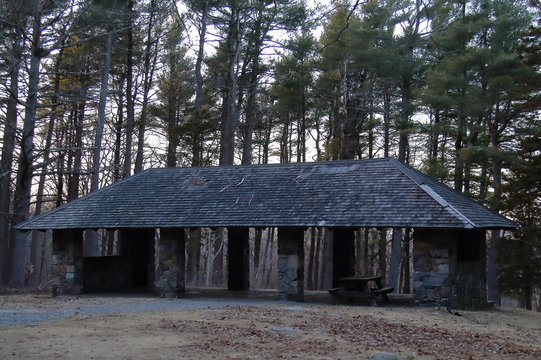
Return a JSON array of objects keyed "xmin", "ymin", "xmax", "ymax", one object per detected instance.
[{"xmin": 17, "ymin": 158, "xmax": 516, "ymax": 230}]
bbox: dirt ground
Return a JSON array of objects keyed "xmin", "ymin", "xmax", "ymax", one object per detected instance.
[{"xmin": 1, "ymin": 292, "xmax": 540, "ymax": 359}]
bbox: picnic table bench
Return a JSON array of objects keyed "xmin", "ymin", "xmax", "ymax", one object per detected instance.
[{"xmin": 328, "ymin": 276, "xmax": 394, "ymax": 306}]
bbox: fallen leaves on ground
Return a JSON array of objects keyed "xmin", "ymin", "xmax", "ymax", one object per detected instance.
[{"xmin": 1, "ymin": 295, "xmax": 540, "ymax": 359}]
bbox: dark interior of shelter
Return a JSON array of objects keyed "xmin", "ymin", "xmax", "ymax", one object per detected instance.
[{"xmin": 83, "ymin": 230, "xmax": 155, "ymax": 293}]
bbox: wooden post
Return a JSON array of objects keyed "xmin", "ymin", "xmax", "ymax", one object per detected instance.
[
  {"xmin": 227, "ymin": 227, "xmax": 250, "ymax": 290},
  {"xmin": 277, "ymin": 227, "xmax": 304, "ymax": 301}
]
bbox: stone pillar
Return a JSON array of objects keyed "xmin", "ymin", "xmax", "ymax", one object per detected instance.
[
  {"xmin": 331, "ymin": 228, "xmax": 355, "ymax": 287},
  {"xmin": 277, "ymin": 227, "xmax": 304, "ymax": 301},
  {"xmin": 227, "ymin": 227, "xmax": 250, "ymax": 290},
  {"xmin": 156, "ymin": 228, "xmax": 185, "ymax": 298},
  {"xmin": 412, "ymin": 229, "xmax": 456, "ymax": 306},
  {"xmin": 52, "ymin": 229, "xmax": 84, "ymax": 294}
]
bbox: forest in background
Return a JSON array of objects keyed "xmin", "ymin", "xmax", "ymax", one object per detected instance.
[{"xmin": 0, "ymin": 0, "xmax": 540, "ymax": 310}]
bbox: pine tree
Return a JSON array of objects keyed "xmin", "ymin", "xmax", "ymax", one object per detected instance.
[
  {"xmin": 498, "ymin": 4, "xmax": 541, "ymax": 310},
  {"xmin": 499, "ymin": 132, "xmax": 541, "ymax": 310},
  {"xmin": 271, "ymin": 32, "xmax": 317, "ymax": 163},
  {"xmin": 155, "ymin": 18, "xmax": 194, "ymax": 167},
  {"xmin": 0, "ymin": 0, "xmax": 27, "ymax": 285}
]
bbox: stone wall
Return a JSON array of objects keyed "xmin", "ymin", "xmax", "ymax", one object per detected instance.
[
  {"xmin": 412, "ymin": 229, "xmax": 455, "ymax": 306},
  {"xmin": 413, "ymin": 229, "xmax": 488, "ymax": 308}
]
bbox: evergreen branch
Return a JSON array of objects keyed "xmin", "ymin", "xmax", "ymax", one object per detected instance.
[{"xmin": 319, "ymin": 0, "xmax": 366, "ymax": 53}]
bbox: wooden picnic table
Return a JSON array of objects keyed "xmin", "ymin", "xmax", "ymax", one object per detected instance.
[{"xmin": 328, "ymin": 276, "xmax": 394, "ymax": 306}]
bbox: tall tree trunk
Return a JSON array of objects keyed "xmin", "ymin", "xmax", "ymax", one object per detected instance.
[
  {"xmin": 87, "ymin": 32, "xmax": 113, "ymax": 258},
  {"xmin": 135, "ymin": 0, "xmax": 157, "ymax": 173},
  {"xmin": 261, "ymin": 113, "xmax": 272, "ymax": 165},
  {"xmin": 363, "ymin": 228, "xmax": 370, "ymax": 274},
  {"xmin": 113, "ymin": 69, "xmax": 125, "ymax": 181},
  {"xmin": 307, "ymin": 228, "xmax": 316, "ymax": 289},
  {"xmin": 313, "ymin": 228, "xmax": 321, "ymax": 290},
  {"xmin": 28, "ymin": 48, "xmax": 64, "ymax": 286},
  {"xmin": 525, "ymin": 286, "xmax": 532, "ymax": 311},
  {"xmin": 398, "ymin": 81, "xmax": 411, "ymax": 163},
  {"xmin": 265, "ymin": 227, "xmax": 275, "ymax": 288},
  {"xmin": 241, "ymin": 66, "xmax": 261, "ymax": 165},
  {"xmin": 166, "ymin": 61, "xmax": 179, "ymax": 167},
  {"xmin": 91, "ymin": 32, "xmax": 113, "ymax": 193},
  {"xmin": 314, "ymin": 116, "xmax": 322, "ymax": 161},
  {"xmin": 186, "ymin": 229, "xmax": 201, "ymax": 285},
  {"xmin": 55, "ymin": 122, "xmax": 67, "ymax": 207},
  {"xmin": 241, "ymin": 4, "xmax": 267, "ymax": 165},
  {"xmin": 123, "ymin": 0, "xmax": 135, "ymax": 178},
  {"xmin": 487, "ymin": 101, "xmax": 507, "ymax": 305},
  {"xmin": 257, "ymin": 228, "xmax": 269, "ymax": 287},
  {"xmin": 388, "ymin": 228, "xmax": 403, "ymax": 291},
  {"xmin": 383, "ymin": 87, "xmax": 391, "ymax": 158},
  {"xmin": 355, "ymin": 228, "xmax": 362, "ymax": 275},
  {"xmin": 9, "ymin": 1, "xmax": 43, "ymax": 286},
  {"xmin": 487, "ymin": 154, "xmax": 503, "ymax": 305},
  {"xmin": 454, "ymin": 115, "xmax": 465, "ymax": 191},
  {"xmin": 67, "ymin": 95, "xmax": 86, "ymax": 202},
  {"xmin": 378, "ymin": 228, "xmax": 387, "ymax": 282},
  {"xmin": 219, "ymin": 9, "xmax": 242, "ymax": 166},
  {"xmin": 488, "ymin": 229, "xmax": 501, "ymax": 305},
  {"xmin": 402, "ymin": 228, "xmax": 411, "ymax": 293},
  {"xmin": 321, "ymin": 229, "xmax": 333, "ymax": 290},
  {"xmin": 300, "ymin": 80, "xmax": 307, "ymax": 162},
  {"xmin": 368, "ymin": 98, "xmax": 375, "ymax": 158},
  {"xmin": 0, "ymin": 23, "xmax": 23, "ymax": 285},
  {"xmin": 191, "ymin": 0, "xmax": 208, "ymax": 167},
  {"xmin": 431, "ymin": 111, "xmax": 440, "ymax": 160},
  {"xmin": 280, "ymin": 119, "xmax": 289, "ymax": 164},
  {"xmin": 212, "ymin": 228, "xmax": 225, "ymax": 286},
  {"xmin": 253, "ymin": 228, "xmax": 262, "ymax": 284}
]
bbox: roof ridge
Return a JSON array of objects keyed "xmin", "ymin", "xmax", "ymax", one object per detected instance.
[
  {"xmin": 183, "ymin": 158, "xmax": 387, "ymax": 170},
  {"xmin": 15, "ymin": 169, "xmax": 151, "ymax": 230},
  {"xmin": 388, "ymin": 158, "xmax": 476, "ymax": 228}
]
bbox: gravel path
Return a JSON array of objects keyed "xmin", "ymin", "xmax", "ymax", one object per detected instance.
[
  {"xmin": 0, "ymin": 293, "xmax": 298, "ymax": 327},
  {"xmin": 0, "ymin": 289, "xmax": 406, "ymax": 327}
]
